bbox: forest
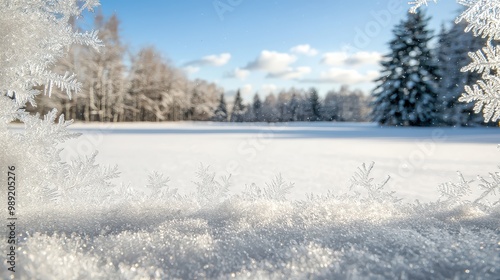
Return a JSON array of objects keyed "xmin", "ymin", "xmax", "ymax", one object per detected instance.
[{"xmin": 27, "ymin": 10, "xmax": 495, "ymax": 126}]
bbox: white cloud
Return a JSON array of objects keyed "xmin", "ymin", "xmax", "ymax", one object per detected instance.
[
  {"xmin": 260, "ymin": 84, "xmax": 278, "ymax": 95},
  {"xmin": 322, "ymin": 51, "xmax": 382, "ymax": 66},
  {"xmin": 245, "ymin": 50, "xmax": 297, "ymax": 74},
  {"xmin": 321, "ymin": 52, "xmax": 349, "ymax": 66},
  {"xmin": 290, "ymin": 44, "xmax": 318, "ymax": 56},
  {"xmin": 267, "ymin": 66, "xmax": 311, "ymax": 80},
  {"xmin": 346, "ymin": 52, "xmax": 382, "ymax": 65},
  {"xmin": 183, "ymin": 66, "xmax": 200, "ymax": 74},
  {"xmin": 240, "ymin": 84, "xmax": 253, "ymax": 97},
  {"xmin": 225, "ymin": 67, "xmax": 250, "ymax": 80},
  {"xmin": 185, "ymin": 53, "xmax": 231, "ymax": 67},
  {"xmin": 242, "ymin": 50, "xmax": 310, "ymax": 81},
  {"xmin": 303, "ymin": 68, "xmax": 379, "ymax": 85}
]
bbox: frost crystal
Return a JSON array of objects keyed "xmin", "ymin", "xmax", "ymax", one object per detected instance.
[
  {"xmin": 146, "ymin": 171, "xmax": 178, "ymax": 200},
  {"xmin": 412, "ymin": 0, "xmax": 500, "ymax": 122},
  {"xmin": 412, "ymin": 0, "xmax": 500, "ymax": 207},
  {"xmin": 438, "ymin": 171, "xmax": 473, "ymax": 204},
  {"xmin": 0, "ymin": 0, "xmax": 119, "ymax": 205},
  {"xmin": 349, "ymin": 162, "xmax": 399, "ymax": 203},
  {"xmin": 408, "ymin": 0, "xmax": 437, "ymax": 13},
  {"xmin": 193, "ymin": 164, "xmax": 231, "ymax": 206},
  {"xmin": 0, "ymin": 0, "xmax": 102, "ymax": 106},
  {"xmin": 241, "ymin": 174, "xmax": 294, "ymax": 201}
]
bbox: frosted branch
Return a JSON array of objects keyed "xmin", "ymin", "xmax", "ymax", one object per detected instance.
[{"xmin": 409, "ymin": 0, "xmax": 437, "ymax": 13}]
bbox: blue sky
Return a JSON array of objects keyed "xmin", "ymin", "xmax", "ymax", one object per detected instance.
[{"xmin": 94, "ymin": 0, "xmax": 461, "ymax": 100}]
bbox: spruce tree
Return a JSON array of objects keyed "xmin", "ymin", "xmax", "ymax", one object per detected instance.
[
  {"xmin": 289, "ymin": 93, "xmax": 300, "ymax": 121},
  {"xmin": 371, "ymin": 10, "xmax": 439, "ymax": 126},
  {"xmin": 230, "ymin": 90, "xmax": 245, "ymax": 122},
  {"xmin": 213, "ymin": 94, "xmax": 228, "ymax": 122},
  {"xmin": 307, "ymin": 88, "xmax": 322, "ymax": 121},
  {"xmin": 252, "ymin": 93, "xmax": 263, "ymax": 122},
  {"xmin": 436, "ymin": 20, "xmax": 485, "ymax": 126}
]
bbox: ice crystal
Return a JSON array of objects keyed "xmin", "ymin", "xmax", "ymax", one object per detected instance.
[
  {"xmin": 147, "ymin": 171, "xmax": 170, "ymax": 190},
  {"xmin": 459, "ymin": 74, "xmax": 500, "ymax": 122},
  {"xmin": 438, "ymin": 171, "xmax": 473, "ymax": 204},
  {"xmin": 0, "ymin": 0, "xmax": 102, "ymax": 107},
  {"xmin": 412, "ymin": 0, "xmax": 500, "ymax": 122},
  {"xmin": 349, "ymin": 162, "xmax": 399, "ymax": 203},
  {"xmin": 408, "ymin": 0, "xmax": 437, "ymax": 13},
  {"xmin": 146, "ymin": 171, "xmax": 178, "ymax": 200},
  {"xmin": 456, "ymin": 0, "xmax": 500, "ymax": 40},
  {"xmin": 461, "ymin": 41, "xmax": 500, "ymax": 75},
  {"xmin": 241, "ymin": 174, "xmax": 294, "ymax": 201},
  {"xmin": 475, "ymin": 170, "xmax": 500, "ymax": 205},
  {"xmin": 193, "ymin": 164, "xmax": 231, "ymax": 206}
]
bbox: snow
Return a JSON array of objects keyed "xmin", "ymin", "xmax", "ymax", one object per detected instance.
[
  {"xmin": 5, "ymin": 122, "xmax": 500, "ymax": 279},
  {"xmin": 62, "ymin": 122, "xmax": 500, "ymax": 202}
]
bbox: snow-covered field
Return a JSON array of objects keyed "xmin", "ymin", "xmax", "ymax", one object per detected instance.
[
  {"xmin": 64, "ymin": 122, "xmax": 500, "ymax": 201},
  {"xmin": 5, "ymin": 122, "xmax": 500, "ymax": 279}
]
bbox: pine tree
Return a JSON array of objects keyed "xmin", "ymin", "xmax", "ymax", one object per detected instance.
[
  {"xmin": 230, "ymin": 90, "xmax": 245, "ymax": 122},
  {"xmin": 372, "ymin": 10, "xmax": 439, "ymax": 126},
  {"xmin": 436, "ymin": 20, "xmax": 485, "ymax": 126},
  {"xmin": 306, "ymin": 88, "xmax": 322, "ymax": 121},
  {"xmin": 213, "ymin": 94, "xmax": 228, "ymax": 122},
  {"xmin": 289, "ymin": 93, "xmax": 300, "ymax": 121},
  {"xmin": 252, "ymin": 93, "xmax": 263, "ymax": 122}
]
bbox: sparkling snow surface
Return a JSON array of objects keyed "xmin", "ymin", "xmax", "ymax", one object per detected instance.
[{"xmin": 6, "ymin": 122, "xmax": 500, "ymax": 279}]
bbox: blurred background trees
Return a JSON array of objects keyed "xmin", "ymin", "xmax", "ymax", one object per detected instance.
[{"xmin": 27, "ymin": 10, "xmax": 492, "ymax": 126}]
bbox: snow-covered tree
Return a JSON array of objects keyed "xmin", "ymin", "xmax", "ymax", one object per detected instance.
[
  {"xmin": 261, "ymin": 93, "xmax": 280, "ymax": 122},
  {"xmin": 276, "ymin": 91, "xmax": 290, "ymax": 122},
  {"xmin": 436, "ymin": 20, "xmax": 485, "ymax": 126},
  {"xmin": 230, "ymin": 90, "xmax": 245, "ymax": 122},
  {"xmin": 322, "ymin": 86, "xmax": 370, "ymax": 122},
  {"xmin": 322, "ymin": 90, "xmax": 340, "ymax": 121},
  {"xmin": 305, "ymin": 88, "xmax": 322, "ymax": 121},
  {"xmin": 83, "ymin": 12, "xmax": 127, "ymax": 122},
  {"xmin": 188, "ymin": 89, "xmax": 204, "ymax": 120},
  {"xmin": 252, "ymin": 93, "xmax": 263, "ymax": 122},
  {"xmin": 187, "ymin": 79, "xmax": 220, "ymax": 121},
  {"xmin": 288, "ymin": 93, "xmax": 300, "ymax": 122},
  {"xmin": 127, "ymin": 47, "xmax": 165, "ymax": 121},
  {"xmin": 372, "ymin": 10, "xmax": 439, "ymax": 126},
  {"xmin": 213, "ymin": 94, "xmax": 228, "ymax": 121},
  {"xmin": 127, "ymin": 47, "xmax": 189, "ymax": 122}
]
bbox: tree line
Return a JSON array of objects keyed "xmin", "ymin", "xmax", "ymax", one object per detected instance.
[
  {"xmin": 215, "ymin": 86, "xmax": 370, "ymax": 123},
  {"xmin": 25, "ymin": 12, "xmax": 370, "ymax": 123},
  {"xmin": 27, "ymin": 12, "xmax": 223, "ymax": 122},
  {"xmin": 27, "ymin": 10, "xmax": 489, "ymax": 126}
]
